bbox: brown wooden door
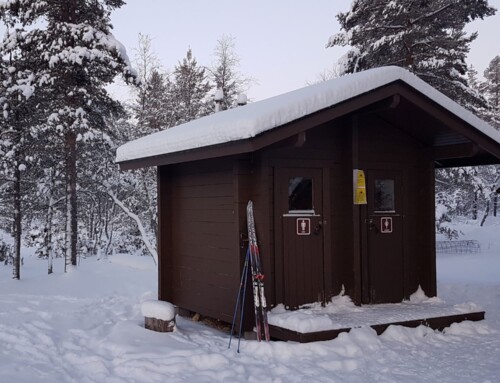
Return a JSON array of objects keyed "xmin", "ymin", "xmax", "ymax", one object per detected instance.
[
  {"xmin": 278, "ymin": 168, "xmax": 324, "ymax": 309},
  {"xmin": 365, "ymin": 169, "xmax": 404, "ymax": 303}
]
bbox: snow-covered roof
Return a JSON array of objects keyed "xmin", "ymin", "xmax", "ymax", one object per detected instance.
[{"xmin": 116, "ymin": 66, "xmax": 500, "ymax": 164}]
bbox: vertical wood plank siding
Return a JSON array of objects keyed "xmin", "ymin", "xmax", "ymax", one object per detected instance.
[
  {"xmin": 162, "ymin": 158, "xmax": 240, "ymax": 323},
  {"xmin": 158, "ymin": 104, "xmax": 439, "ymax": 323},
  {"xmin": 357, "ymin": 113, "xmax": 436, "ymax": 300}
]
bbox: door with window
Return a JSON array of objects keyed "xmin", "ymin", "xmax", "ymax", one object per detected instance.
[
  {"xmin": 277, "ymin": 168, "xmax": 324, "ymax": 309},
  {"xmin": 366, "ymin": 170, "xmax": 404, "ymax": 303}
]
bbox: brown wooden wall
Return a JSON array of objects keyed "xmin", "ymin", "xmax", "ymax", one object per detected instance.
[
  {"xmin": 158, "ymin": 158, "xmax": 241, "ymax": 323},
  {"xmin": 261, "ymin": 122, "xmax": 349, "ymax": 305},
  {"xmin": 254, "ymin": 112, "xmax": 436, "ymax": 307},
  {"xmin": 356, "ymin": 114, "xmax": 436, "ymax": 300},
  {"xmin": 157, "ymin": 107, "xmax": 438, "ymax": 324}
]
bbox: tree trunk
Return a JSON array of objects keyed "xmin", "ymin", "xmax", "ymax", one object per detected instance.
[
  {"xmin": 480, "ymin": 201, "xmax": 490, "ymax": 227},
  {"xmin": 104, "ymin": 200, "xmax": 116, "ymax": 257},
  {"xmin": 89, "ymin": 204, "xmax": 94, "ymax": 243},
  {"xmin": 64, "ymin": 191, "xmax": 68, "ymax": 273},
  {"xmin": 47, "ymin": 198, "xmax": 54, "ymax": 274},
  {"xmin": 472, "ymin": 190, "xmax": 478, "ymax": 220},
  {"xmin": 46, "ymin": 168, "xmax": 55, "ymax": 274},
  {"xmin": 12, "ymin": 162, "xmax": 21, "ymax": 280},
  {"xmin": 65, "ymin": 131, "xmax": 78, "ymax": 267},
  {"xmin": 494, "ymin": 193, "xmax": 498, "ymax": 217},
  {"xmin": 103, "ymin": 197, "xmax": 114, "ymax": 258},
  {"xmin": 62, "ymin": 0, "xmax": 78, "ymax": 269}
]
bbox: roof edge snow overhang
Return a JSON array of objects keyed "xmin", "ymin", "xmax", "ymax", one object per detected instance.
[
  {"xmin": 118, "ymin": 83, "xmax": 401, "ymax": 170},
  {"xmin": 118, "ymin": 81, "xmax": 500, "ymax": 170}
]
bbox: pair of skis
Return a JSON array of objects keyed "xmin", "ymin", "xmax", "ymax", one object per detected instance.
[
  {"xmin": 246, "ymin": 200, "xmax": 270, "ymax": 343},
  {"xmin": 229, "ymin": 200, "xmax": 269, "ymax": 351}
]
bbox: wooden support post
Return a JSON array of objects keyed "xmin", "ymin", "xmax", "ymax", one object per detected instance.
[{"xmin": 351, "ymin": 115, "xmax": 364, "ymax": 304}]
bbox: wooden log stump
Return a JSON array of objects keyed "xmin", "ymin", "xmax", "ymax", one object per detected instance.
[
  {"xmin": 144, "ymin": 317, "xmax": 175, "ymax": 332},
  {"xmin": 141, "ymin": 300, "xmax": 176, "ymax": 332}
]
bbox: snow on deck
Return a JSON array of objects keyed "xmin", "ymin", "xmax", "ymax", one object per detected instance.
[
  {"xmin": 268, "ymin": 288, "xmax": 482, "ymax": 334},
  {"xmin": 116, "ymin": 66, "xmax": 500, "ymax": 164}
]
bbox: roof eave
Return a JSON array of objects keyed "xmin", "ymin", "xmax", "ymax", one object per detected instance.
[
  {"xmin": 118, "ymin": 80, "xmax": 500, "ymax": 170},
  {"xmin": 118, "ymin": 82, "xmax": 405, "ymax": 170}
]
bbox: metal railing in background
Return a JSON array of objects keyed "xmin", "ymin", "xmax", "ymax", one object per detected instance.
[{"xmin": 436, "ymin": 240, "xmax": 481, "ymax": 254}]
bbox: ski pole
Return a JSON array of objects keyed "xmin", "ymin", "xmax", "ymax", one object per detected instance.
[
  {"xmin": 237, "ymin": 250, "xmax": 250, "ymax": 353},
  {"xmin": 228, "ymin": 248, "xmax": 250, "ymax": 349}
]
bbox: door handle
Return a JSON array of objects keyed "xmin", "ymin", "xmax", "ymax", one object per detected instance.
[
  {"xmin": 367, "ymin": 218, "xmax": 378, "ymax": 233},
  {"xmin": 314, "ymin": 222, "xmax": 322, "ymax": 235}
]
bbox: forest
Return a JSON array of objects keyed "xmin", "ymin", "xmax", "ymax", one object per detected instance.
[{"xmin": 0, "ymin": 0, "xmax": 499, "ymax": 279}]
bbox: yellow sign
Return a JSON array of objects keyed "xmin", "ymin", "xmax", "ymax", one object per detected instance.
[
  {"xmin": 355, "ymin": 187, "xmax": 367, "ymax": 205},
  {"xmin": 353, "ymin": 169, "xmax": 367, "ymax": 205},
  {"xmin": 356, "ymin": 170, "xmax": 365, "ymax": 187}
]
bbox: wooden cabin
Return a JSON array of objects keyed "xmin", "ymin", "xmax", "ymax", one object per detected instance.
[{"xmin": 117, "ymin": 67, "xmax": 500, "ymax": 332}]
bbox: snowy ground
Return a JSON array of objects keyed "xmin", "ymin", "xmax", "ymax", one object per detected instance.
[{"xmin": 1, "ymin": 219, "xmax": 499, "ymax": 383}]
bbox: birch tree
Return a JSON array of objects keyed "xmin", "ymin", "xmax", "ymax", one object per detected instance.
[{"xmin": 207, "ymin": 35, "xmax": 250, "ymax": 111}]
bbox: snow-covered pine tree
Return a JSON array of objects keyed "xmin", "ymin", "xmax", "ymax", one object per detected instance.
[
  {"xmin": 434, "ymin": 63, "xmax": 499, "ymax": 226},
  {"xmin": 0, "ymin": 25, "xmax": 37, "ymax": 279},
  {"xmin": 467, "ymin": 64, "xmax": 481, "ymax": 91},
  {"xmin": 482, "ymin": 55, "xmax": 500, "ymax": 129},
  {"xmin": 463, "ymin": 64, "xmax": 494, "ymax": 126},
  {"xmin": 327, "ymin": 0, "xmax": 495, "ymax": 110},
  {"xmin": 480, "ymin": 56, "xmax": 500, "ymax": 216},
  {"xmin": 462, "ymin": 62, "xmax": 500, "ymax": 220},
  {"xmin": 0, "ymin": 0, "xmax": 137, "ymax": 269},
  {"xmin": 435, "ymin": 167, "xmax": 476, "ymax": 220},
  {"xmin": 136, "ymin": 70, "xmax": 174, "ymax": 133},
  {"xmin": 172, "ymin": 48, "xmax": 212, "ymax": 124},
  {"xmin": 131, "ymin": 34, "xmax": 175, "ymax": 134}
]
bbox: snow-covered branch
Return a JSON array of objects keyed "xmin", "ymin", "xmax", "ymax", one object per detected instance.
[
  {"xmin": 107, "ymin": 189, "xmax": 158, "ymax": 266},
  {"xmin": 409, "ymin": 4, "xmax": 453, "ymax": 25}
]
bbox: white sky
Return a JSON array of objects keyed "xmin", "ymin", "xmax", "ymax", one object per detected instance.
[
  {"xmin": 109, "ymin": 0, "xmax": 500, "ymax": 103},
  {"xmin": 0, "ymin": 1, "xmax": 496, "ymax": 102}
]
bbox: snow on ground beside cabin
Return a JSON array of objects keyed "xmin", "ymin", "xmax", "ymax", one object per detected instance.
[
  {"xmin": 0, "ymin": 219, "xmax": 499, "ymax": 383},
  {"xmin": 436, "ymin": 217, "xmax": 500, "ymax": 332}
]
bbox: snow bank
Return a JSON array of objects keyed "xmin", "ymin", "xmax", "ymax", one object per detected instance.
[
  {"xmin": 0, "ymin": 218, "xmax": 499, "ymax": 382},
  {"xmin": 141, "ymin": 300, "xmax": 175, "ymax": 321},
  {"xmin": 108, "ymin": 253, "xmax": 156, "ymax": 271},
  {"xmin": 437, "ymin": 217, "xmax": 500, "ymax": 285},
  {"xmin": 116, "ymin": 66, "xmax": 500, "ymax": 163}
]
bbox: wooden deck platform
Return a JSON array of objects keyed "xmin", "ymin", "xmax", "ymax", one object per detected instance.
[{"xmin": 269, "ymin": 311, "xmax": 485, "ymax": 343}]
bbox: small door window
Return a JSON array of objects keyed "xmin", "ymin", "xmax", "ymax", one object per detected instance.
[
  {"xmin": 288, "ymin": 177, "xmax": 313, "ymax": 212},
  {"xmin": 374, "ymin": 179, "xmax": 395, "ymax": 212}
]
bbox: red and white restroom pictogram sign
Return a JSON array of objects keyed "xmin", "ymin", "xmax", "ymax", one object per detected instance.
[
  {"xmin": 380, "ymin": 217, "xmax": 393, "ymax": 233},
  {"xmin": 296, "ymin": 218, "xmax": 311, "ymax": 235}
]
